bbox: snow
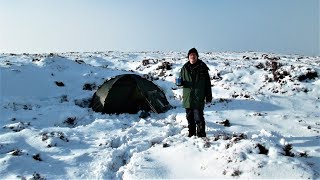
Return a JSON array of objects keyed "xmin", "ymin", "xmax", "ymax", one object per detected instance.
[{"xmin": 0, "ymin": 51, "xmax": 319, "ymax": 179}]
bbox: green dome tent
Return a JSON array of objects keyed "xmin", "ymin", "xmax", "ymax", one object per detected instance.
[{"xmin": 90, "ymin": 74, "xmax": 171, "ymax": 114}]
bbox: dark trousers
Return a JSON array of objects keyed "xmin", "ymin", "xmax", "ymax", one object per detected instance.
[{"xmin": 186, "ymin": 108, "xmax": 206, "ymax": 137}]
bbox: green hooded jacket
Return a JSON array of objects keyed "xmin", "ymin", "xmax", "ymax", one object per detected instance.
[{"xmin": 180, "ymin": 60, "xmax": 212, "ymax": 109}]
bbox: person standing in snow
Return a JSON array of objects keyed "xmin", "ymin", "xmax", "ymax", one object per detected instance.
[{"xmin": 176, "ymin": 48, "xmax": 212, "ymax": 137}]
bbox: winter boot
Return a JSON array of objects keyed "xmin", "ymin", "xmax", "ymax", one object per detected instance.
[
  {"xmin": 188, "ymin": 124, "xmax": 196, "ymax": 137},
  {"xmin": 196, "ymin": 122, "xmax": 206, "ymax": 137}
]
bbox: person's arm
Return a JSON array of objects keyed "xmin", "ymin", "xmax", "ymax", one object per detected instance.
[
  {"xmin": 205, "ymin": 69, "xmax": 212, "ymax": 103},
  {"xmin": 181, "ymin": 67, "xmax": 193, "ymax": 88}
]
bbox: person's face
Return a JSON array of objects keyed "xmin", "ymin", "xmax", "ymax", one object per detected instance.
[{"xmin": 188, "ymin": 53, "xmax": 198, "ymax": 64}]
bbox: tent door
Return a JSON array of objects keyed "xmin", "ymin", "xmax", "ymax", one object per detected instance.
[{"xmin": 146, "ymin": 90, "xmax": 167, "ymax": 113}]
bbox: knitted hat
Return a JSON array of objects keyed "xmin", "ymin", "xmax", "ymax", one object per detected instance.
[{"xmin": 187, "ymin": 48, "xmax": 199, "ymax": 57}]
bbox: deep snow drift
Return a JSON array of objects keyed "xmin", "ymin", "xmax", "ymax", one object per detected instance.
[{"xmin": 0, "ymin": 51, "xmax": 319, "ymax": 179}]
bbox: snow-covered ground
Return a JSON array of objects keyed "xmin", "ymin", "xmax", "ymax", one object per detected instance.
[{"xmin": 0, "ymin": 51, "xmax": 319, "ymax": 179}]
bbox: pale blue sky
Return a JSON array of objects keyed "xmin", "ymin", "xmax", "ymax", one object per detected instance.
[{"xmin": 0, "ymin": 0, "xmax": 319, "ymax": 55}]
